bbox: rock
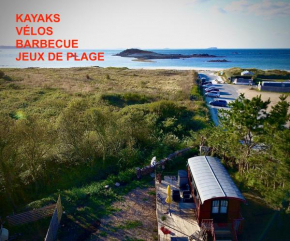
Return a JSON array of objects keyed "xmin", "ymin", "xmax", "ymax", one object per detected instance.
[
  {"xmin": 207, "ymin": 59, "xmax": 230, "ymax": 62},
  {"xmin": 115, "ymin": 48, "xmax": 218, "ymax": 60}
]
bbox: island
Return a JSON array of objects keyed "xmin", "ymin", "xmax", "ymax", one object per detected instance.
[
  {"xmin": 207, "ymin": 47, "xmax": 218, "ymax": 49},
  {"xmin": 115, "ymin": 48, "xmax": 217, "ymax": 60},
  {"xmin": 207, "ymin": 59, "xmax": 230, "ymax": 62}
]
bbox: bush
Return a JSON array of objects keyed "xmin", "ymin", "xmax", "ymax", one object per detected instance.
[
  {"xmin": 101, "ymin": 93, "xmax": 151, "ymax": 107},
  {"xmin": 3, "ymin": 75, "xmax": 12, "ymax": 81},
  {"xmin": 0, "ymin": 70, "xmax": 4, "ymax": 79},
  {"xmin": 117, "ymin": 169, "xmax": 136, "ymax": 184},
  {"xmin": 7, "ymin": 83, "xmax": 21, "ymax": 89}
]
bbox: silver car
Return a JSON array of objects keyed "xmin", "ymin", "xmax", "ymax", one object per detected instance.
[{"xmin": 205, "ymin": 91, "xmax": 220, "ymax": 98}]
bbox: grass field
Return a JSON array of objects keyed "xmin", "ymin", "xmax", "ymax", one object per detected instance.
[
  {"xmin": 0, "ymin": 67, "xmax": 193, "ymax": 96},
  {"xmin": 0, "ymin": 67, "xmax": 207, "ymax": 119}
]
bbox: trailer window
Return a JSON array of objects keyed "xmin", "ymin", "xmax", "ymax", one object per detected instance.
[
  {"xmin": 220, "ymin": 200, "xmax": 228, "ymax": 213},
  {"xmin": 212, "ymin": 200, "xmax": 219, "ymax": 213},
  {"xmin": 212, "ymin": 200, "xmax": 228, "ymax": 214}
]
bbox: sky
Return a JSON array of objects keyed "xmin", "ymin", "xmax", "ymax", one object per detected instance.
[{"xmin": 0, "ymin": 0, "xmax": 290, "ymax": 49}]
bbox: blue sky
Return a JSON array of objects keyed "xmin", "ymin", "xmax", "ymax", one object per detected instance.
[{"xmin": 0, "ymin": 0, "xmax": 290, "ymax": 48}]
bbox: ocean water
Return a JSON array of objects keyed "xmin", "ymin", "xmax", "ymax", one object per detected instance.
[{"xmin": 0, "ymin": 48, "xmax": 290, "ymax": 70}]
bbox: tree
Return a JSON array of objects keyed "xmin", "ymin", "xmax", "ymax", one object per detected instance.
[
  {"xmin": 17, "ymin": 117, "xmax": 56, "ymax": 192},
  {"xmin": 219, "ymin": 94, "xmax": 270, "ymax": 173},
  {"xmin": 57, "ymin": 100, "xmax": 93, "ymax": 163},
  {"xmin": 87, "ymin": 108, "xmax": 128, "ymax": 164},
  {"xmin": 267, "ymin": 94, "xmax": 290, "ymax": 130}
]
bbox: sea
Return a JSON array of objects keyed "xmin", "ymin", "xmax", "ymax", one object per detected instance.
[{"xmin": 0, "ymin": 48, "xmax": 290, "ymax": 70}]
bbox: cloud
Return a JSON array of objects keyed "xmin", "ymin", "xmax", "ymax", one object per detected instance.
[
  {"xmin": 212, "ymin": 6, "xmax": 227, "ymax": 14},
  {"xmin": 222, "ymin": 0, "xmax": 290, "ymax": 17}
]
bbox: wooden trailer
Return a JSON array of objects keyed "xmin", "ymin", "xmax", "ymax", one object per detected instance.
[{"xmin": 187, "ymin": 156, "xmax": 246, "ymax": 240}]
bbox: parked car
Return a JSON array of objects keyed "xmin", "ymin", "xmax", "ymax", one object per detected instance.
[
  {"xmin": 205, "ymin": 86, "xmax": 216, "ymax": 90},
  {"xmin": 205, "ymin": 91, "xmax": 220, "ymax": 98},
  {"xmin": 205, "ymin": 88, "xmax": 219, "ymax": 92},
  {"xmin": 209, "ymin": 99, "xmax": 227, "ymax": 107},
  {"xmin": 202, "ymin": 83, "xmax": 213, "ymax": 88},
  {"xmin": 202, "ymin": 81, "xmax": 211, "ymax": 86}
]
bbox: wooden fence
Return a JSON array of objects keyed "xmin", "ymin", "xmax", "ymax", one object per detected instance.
[
  {"xmin": 45, "ymin": 195, "xmax": 63, "ymax": 241},
  {"xmin": 6, "ymin": 195, "xmax": 63, "ymax": 241},
  {"xmin": 136, "ymin": 147, "xmax": 193, "ymax": 178},
  {"xmin": 6, "ymin": 204, "xmax": 55, "ymax": 226}
]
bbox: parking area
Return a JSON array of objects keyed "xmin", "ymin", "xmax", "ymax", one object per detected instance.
[{"xmin": 198, "ymin": 71, "xmax": 248, "ymax": 126}]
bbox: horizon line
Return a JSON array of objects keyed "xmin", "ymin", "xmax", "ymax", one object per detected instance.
[{"xmin": 1, "ymin": 46, "xmax": 290, "ymax": 50}]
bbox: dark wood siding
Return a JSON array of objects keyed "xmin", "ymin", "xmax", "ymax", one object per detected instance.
[
  {"xmin": 198, "ymin": 199, "xmax": 241, "ymax": 224},
  {"xmin": 227, "ymin": 199, "xmax": 241, "ymax": 223},
  {"xmin": 199, "ymin": 200, "xmax": 212, "ymax": 223}
]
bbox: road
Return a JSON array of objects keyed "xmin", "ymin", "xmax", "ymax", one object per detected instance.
[{"xmin": 198, "ymin": 71, "xmax": 247, "ymax": 126}]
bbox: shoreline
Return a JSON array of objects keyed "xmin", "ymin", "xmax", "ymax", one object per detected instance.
[{"xmin": 0, "ymin": 66, "xmax": 290, "ymax": 72}]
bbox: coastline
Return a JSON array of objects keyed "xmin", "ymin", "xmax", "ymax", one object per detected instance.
[
  {"xmin": 0, "ymin": 65, "xmax": 289, "ymax": 72},
  {"xmin": 1, "ymin": 49, "xmax": 290, "ymax": 71}
]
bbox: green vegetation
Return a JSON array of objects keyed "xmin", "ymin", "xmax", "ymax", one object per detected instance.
[
  {"xmin": 0, "ymin": 68, "xmax": 209, "ymax": 239},
  {"xmin": 100, "ymin": 93, "xmax": 153, "ymax": 107},
  {"xmin": 148, "ymin": 190, "xmax": 156, "ymax": 196},
  {"xmin": 117, "ymin": 220, "xmax": 143, "ymax": 230},
  {"xmin": 0, "ymin": 70, "xmax": 4, "ymax": 79}
]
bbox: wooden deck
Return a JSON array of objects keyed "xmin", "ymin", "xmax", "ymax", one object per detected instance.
[{"xmin": 156, "ymin": 176, "xmax": 200, "ymax": 241}]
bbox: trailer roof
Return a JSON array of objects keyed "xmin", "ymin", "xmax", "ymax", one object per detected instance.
[{"xmin": 188, "ymin": 156, "xmax": 245, "ymax": 204}]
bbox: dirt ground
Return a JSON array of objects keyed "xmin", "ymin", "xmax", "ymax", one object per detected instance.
[
  {"xmin": 90, "ymin": 185, "xmax": 158, "ymax": 241},
  {"xmin": 237, "ymin": 87, "xmax": 290, "ymax": 111}
]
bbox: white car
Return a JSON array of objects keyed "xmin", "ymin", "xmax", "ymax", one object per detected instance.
[
  {"xmin": 202, "ymin": 83, "xmax": 213, "ymax": 88},
  {"xmin": 205, "ymin": 86, "xmax": 219, "ymax": 92},
  {"xmin": 205, "ymin": 91, "xmax": 220, "ymax": 98}
]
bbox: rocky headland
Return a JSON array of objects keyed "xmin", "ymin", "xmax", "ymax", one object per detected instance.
[{"xmin": 115, "ymin": 48, "xmax": 218, "ymax": 60}]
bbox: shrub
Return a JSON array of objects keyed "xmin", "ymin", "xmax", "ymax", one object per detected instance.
[
  {"xmin": 121, "ymin": 169, "xmax": 136, "ymax": 182},
  {"xmin": 0, "ymin": 70, "xmax": 4, "ymax": 78},
  {"xmin": 101, "ymin": 93, "xmax": 151, "ymax": 107},
  {"xmin": 3, "ymin": 75, "xmax": 12, "ymax": 81}
]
